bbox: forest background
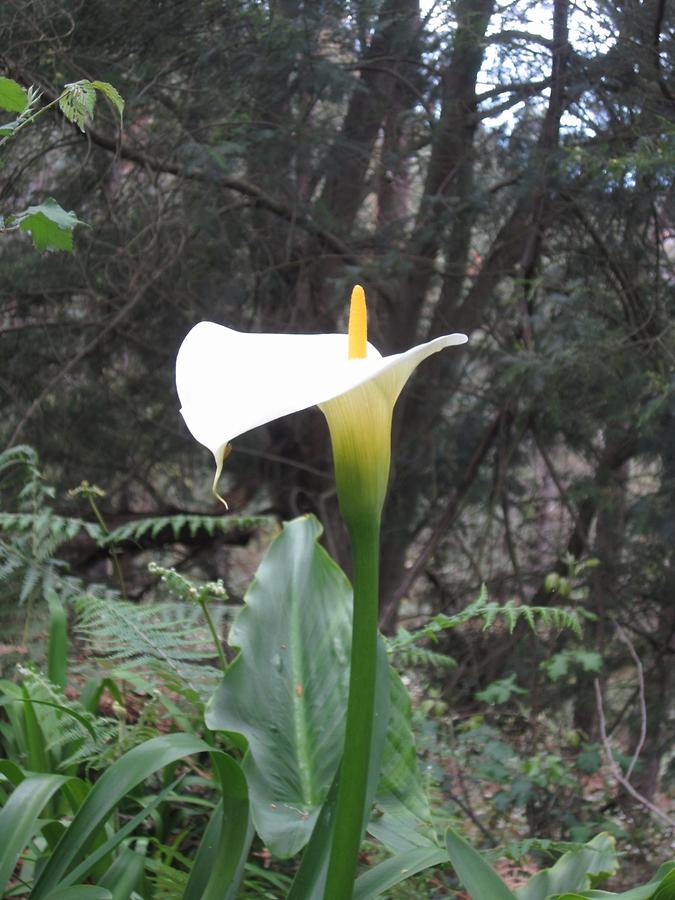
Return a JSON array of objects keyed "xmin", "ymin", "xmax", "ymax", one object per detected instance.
[{"xmin": 1, "ymin": 0, "xmax": 674, "ymax": 890}]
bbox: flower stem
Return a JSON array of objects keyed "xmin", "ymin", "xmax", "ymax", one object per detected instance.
[
  {"xmin": 324, "ymin": 515, "xmax": 381, "ymax": 899},
  {"xmin": 199, "ymin": 597, "xmax": 228, "ymax": 674},
  {"xmin": 87, "ymin": 494, "xmax": 128, "ymax": 600}
]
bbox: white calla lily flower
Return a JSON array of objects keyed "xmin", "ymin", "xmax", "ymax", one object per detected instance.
[
  {"xmin": 176, "ymin": 285, "xmax": 467, "ymax": 892},
  {"xmin": 176, "ymin": 286, "xmax": 467, "ymax": 521}
]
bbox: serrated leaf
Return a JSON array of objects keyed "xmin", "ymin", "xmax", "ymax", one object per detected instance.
[
  {"xmin": 91, "ymin": 81, "xmax": 125, "ymax": 123},
  {"xmin": 13, "ymin": 199, "xmax": 84, "ymax": 252},
  {"xmin": 0, "ymin": 77, "xmax": 28, "ymax": 113},
  {"xmin": 60, "ymin": 81, "xmax": 97, "ymax": 132}
]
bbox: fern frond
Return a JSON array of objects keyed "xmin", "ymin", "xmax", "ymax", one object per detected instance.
[
  {"xmin": 146, "ymin": 849, "xmax": 191, "ymax": 900},
  {"xmin": 389, "ymin": 588, "xmax": 586, "ymax": 659},
  {"xmin": 390, "ymin": 639, "xmax": 457, "ymax": 671},
  {"xmin": 16, "ymin": 667, "xmax": 118, "ymax": 768},
  {"xmin": 0, "ymin": 511, "xmax": 103, "ymax": 543},
  {"xmin": 105, "ymin": 513, "xmax": 268, "ymax": 545},
  {"xmin": 75, "ymin": 594, "xmax": 228, "ymax": 702}
]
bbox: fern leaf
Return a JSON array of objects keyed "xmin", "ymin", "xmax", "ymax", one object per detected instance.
[{"xmin": 75, "ymin": 594, "xmax": 228, "ymax": 702}]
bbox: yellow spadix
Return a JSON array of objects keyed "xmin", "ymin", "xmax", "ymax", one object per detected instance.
[{"xmin": 348, "ymin": 285, "xmax": 367, "ymax": 360}]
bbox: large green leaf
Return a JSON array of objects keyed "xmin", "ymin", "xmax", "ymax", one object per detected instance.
[
  {"xmin": 0, "ymin": 77, "xmax": 27, "ymax": 112},
  {"xmin": 575, "ymin": 865, "xmax": 675, "ymax": 900},
  {"xmin": 652, "ymin": 869, "xmax": 675, "ymax": 900},
  {"xmin": 206, "ymin": 515, "xmax": 353, "ymax": 858},
  {"xmin": 444, "ymin": 826, "xmax": 517, "ymax": 900},
  {"xmin": 90, "ymin": 81, "xmax": 125, "ymax": 122},
  {"xmin": 13, "ymin": 199, "xmax": 83, "ymax": 252},
  {"xmin": 515, "ymin": 833, "xmax": 618, "ymax": 899},
  {"xmin": 286, "ymin": 767, "xmax": 341, "ymax": 900},
  {"xmin": 368, "ymin": 665, "xmax": 436, "ymax": 853}
]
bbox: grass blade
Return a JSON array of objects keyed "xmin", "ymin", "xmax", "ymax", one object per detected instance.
[
  {"xmin": 353, "ymin": 847, "xmax": 449, "ymax": 899},
  {"xmin": 0, "ymin": 772, "xmax": 73, "ymax": 890},
  {"xmin": 445, "ymin": 826, "xmax": 517, "ymax": 900},
  {"xmin": 31, "ymin": 733, "xmax": 231, "ymax": 898}
]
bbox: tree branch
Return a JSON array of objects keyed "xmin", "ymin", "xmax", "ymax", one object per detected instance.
[{"xmin": 594, "ymin": 678, "xmax": 675, "ymax": 829}]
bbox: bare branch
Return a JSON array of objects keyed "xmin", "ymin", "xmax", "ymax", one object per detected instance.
[
  {"xmin": 615, "ymin": 624, "xmax": 647, "ymax": 781},
  {"xmin": 594, "ymin": 679, "xmax": 675, "ymax": 830}
]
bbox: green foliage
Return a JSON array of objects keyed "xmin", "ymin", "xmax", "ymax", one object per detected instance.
[
  {"xmin": 206, "ymin": 515, "xmax": 439, "ymax": 887},
  {"xmin": 59, "ymin": 80, "xmax": 124, "ymax": 131},
  {"xmin": 0, "ymin": 77, "xmax": 122, "ymax": 252},
  {"xmin": 0, "ymin": 446, "xmax": 98, "ymax": 609},
  {"xmin": 542, "ymin": 649, "xmax": 603, "ymax": 682},
  {"xmin": 367, "ymin": 666, "xmax": 436, "ymax": 855},
  {"xmin": 11, "ymin": 199, "xmax": 83, "ymax": 252},
  {"xmin": 105, "ymin": 512, "xmax": 266, "ymax": 545},
  {"xmin": 0, "ymin": 13, "xmax": 673, "ymax": 869},
  {"xmin": 75, "ymin": 593, "xmax": 227, "ymax": 705},
  {"xmin": 514, "ymin": 833, "xmax": 618, "ymax": 898},
  {"xmin": 441, "ymin": 828, "xmax": 675, "ymax": 900},
  {"xmin": 1, "ymin": 667, "xmax": 118, "ymax": 770},
  {"xmin": 206, "ymin": 515, "xmax": 353, "ymax": 858},
  {"xmin": 353, "ymin": 846, "xmax": 451, "ymax": 899},
  {"xmin": 389, "ymin": 642, "xmax": 457, "ymax": 671},
  {"xmin": 389, "ymin": 587, "xmax": 585, "ymax": 662},
  {"xmin": 415, "ymin": 713, "xmax": 603, "ymax": 838},
  {"xmin": 89, "ymin": 81, "xmax": 125, "ymax": 122},
  {"xmin": 444, "ymin": 824, "xmax": 518, "ymax": 899},
  {"xmin": 47, "ymin": 596, "xmax": 68, "ymax": 688},
  {"xmin": 1, "ymin": 467, "xmax": 675, "ymax": 896},
  {"xmin": 59, "ymin": 80, "xmax": 96, "ymax": 132},
  {"xmin": 475, "ymin": 673, "xmax": 529, "ymax": 705},
  {"xmin": 0, "ymin": 77, "xmax": 28, "ymax": 113},
  {"xmin": 26, "ymin": 733, "xmax": 247, "ymax": 899}
]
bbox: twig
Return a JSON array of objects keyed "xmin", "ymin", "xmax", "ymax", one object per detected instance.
[
  {"xmin": 447, "ymin": 788, "xmax": 495, "ymax": 845},
  {"xmin": 594, "ymin": 679, "xmax": 675, "ymax": 830},
  {"xmin": 615, "ymin": 624, "xmax": 647, "ymax": 781}
]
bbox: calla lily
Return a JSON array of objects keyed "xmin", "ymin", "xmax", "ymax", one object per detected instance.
[
  {"xmin": 176, "ymin": 286, "xmax": 467, "ymax": 900},
  {"xmin": 176, "ymin": 286, "xmax": 467, "ymax": 523}
]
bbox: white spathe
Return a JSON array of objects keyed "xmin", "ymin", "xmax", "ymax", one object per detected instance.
[{"xmin": 176, "ymin": 321, "xmax": 468, "ymax": 463}]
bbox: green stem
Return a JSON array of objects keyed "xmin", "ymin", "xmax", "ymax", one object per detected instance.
[
  {"xmin": 0, "ymin": 95, "xmax": 62, "ymax": 150},
  {"xmin": 199, "ymin": 598, "xmax": 228, "ymax": 673},
  {"xmin": 88, "ymin": 495, "xmax": 127, "ymax": 600},
  {"xmin": 324, "ymin": 515, "xmax": 381, "ymax": 899}
]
